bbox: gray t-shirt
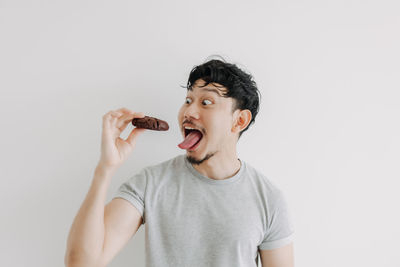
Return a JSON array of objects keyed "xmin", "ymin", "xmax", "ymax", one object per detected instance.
[{"xmin": 113, "ymin": 154, "xmax": 294, "ymax": 267}]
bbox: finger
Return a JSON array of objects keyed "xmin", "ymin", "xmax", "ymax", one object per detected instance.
[
  {"xmin": 113, "ymin": 107, "xmax": 138, "ymax": 125},
  {"xmin": 110, "ymin": 111, "xmax": 123, "ymax": 118},
  {"xmin": 102, "ymin": 112, "xmax": 114, "ymax": 130},
  {"xmin": 117, "ymin": 115, "xmax": 134, "ymax": 131},
  {"xmin": 117, "ymin": 111, "xmax": 145, "ymax": 130},
  {"xmin": 117, "ymin": 111, "xmax": 143, "ymax": 125},
  {"xmin": 116, "ymin": 107, "xmax": 134, "ymax": 115},
  {"xmin": 104, "ymin": 111, "xmax": 122, "ymax": 126},
  {"xmin": 102, "ymin": 111, "xmax": 122, "ymax": 132},
  {"xmin": 109, "ymin": 111, "xmax": 126, "ymax": 127},
  {"xmin": 126, "ymin": 127, "xmax": 146, "ymax": 146}
]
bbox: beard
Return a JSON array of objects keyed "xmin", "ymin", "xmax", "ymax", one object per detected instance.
[{"xmin": 186, "ymin": 151, "xmax": 216, "ymax": 165}]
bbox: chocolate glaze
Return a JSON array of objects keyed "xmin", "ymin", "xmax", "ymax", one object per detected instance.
[{"xmin": 131, "ymin": 116, "xmax": 169, "ymax": 131}]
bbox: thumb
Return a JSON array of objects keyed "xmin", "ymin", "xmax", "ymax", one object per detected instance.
[{"xmin": 126, "ymin": 127, "xmax": 146, "ymax": 146}]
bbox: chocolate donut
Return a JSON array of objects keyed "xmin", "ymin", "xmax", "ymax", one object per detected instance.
[{"xmin": 131, "ymin": 116, "xmax": 169, "ymax": 131}]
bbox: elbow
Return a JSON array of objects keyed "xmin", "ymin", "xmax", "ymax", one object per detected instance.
[{"xmin": 64, "ymin": 250, "xmax": 82, "ymax": 267}]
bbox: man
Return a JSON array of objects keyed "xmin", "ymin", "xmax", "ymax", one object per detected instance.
[{"xmin": 65, "ymin": 58, "xmax": 295, "ymax": 267}]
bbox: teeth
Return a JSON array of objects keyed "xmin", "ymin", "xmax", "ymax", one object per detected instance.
[{"xmin": 185, "ymin": 126, "xmax": 196, "ymax": 130}]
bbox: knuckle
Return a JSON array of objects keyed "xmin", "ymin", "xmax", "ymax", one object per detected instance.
[{"xmin": 103, "ymin": 111, "xmax": 115, "ymax": 119}]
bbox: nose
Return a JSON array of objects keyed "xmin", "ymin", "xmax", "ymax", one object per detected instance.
[{"xmin": 183, "ymin": 102, "xmax": 200, "ymax": 120}]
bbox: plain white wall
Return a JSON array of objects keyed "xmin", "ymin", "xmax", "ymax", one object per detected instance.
[{"xmin": 1, "ymin": 0, "xmax": 399, "ymax": 266}]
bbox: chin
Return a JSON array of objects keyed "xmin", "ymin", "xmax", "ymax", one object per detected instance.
[{"xmin": 186, "ymin": 151, "xmax": 216, "ymax": 165}]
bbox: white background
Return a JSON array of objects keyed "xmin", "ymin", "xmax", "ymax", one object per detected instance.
[{"xmin": 0, "ymin": 0, "xmax": 399, "ymax": 266}]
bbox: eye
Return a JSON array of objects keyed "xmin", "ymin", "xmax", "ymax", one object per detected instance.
[
  {"xmin": 202, "ymin": 99, "xmax": 212, "ymax": 105},
  {"xmin": 185, "ymin": 98, "xmax": 192, "ymax": 104}
]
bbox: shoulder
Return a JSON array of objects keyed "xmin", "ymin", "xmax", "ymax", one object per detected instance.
[
  {"xmin": 142, "ymin": 154, "xmax": 186, "ymax": 177},
  {"xmin": 242, "ymin": 161, "xmax": 284, "ymax": 198},
  {"xmin": 243, "ymin": 161, "xmax": 294, "ymax": 237},
  {"xmin": 241, "ymin": 161, "xmax": 291, "ymax": 219}
]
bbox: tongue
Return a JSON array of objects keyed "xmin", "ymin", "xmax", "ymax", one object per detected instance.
[{"xmin": 178, "ymin": 130, "xmax": 202, "ymax": 149}]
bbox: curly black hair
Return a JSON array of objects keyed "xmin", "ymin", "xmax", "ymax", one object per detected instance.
[{"xmin": 183, "ymin": 56, "xmax": 261, "ymax": 139}]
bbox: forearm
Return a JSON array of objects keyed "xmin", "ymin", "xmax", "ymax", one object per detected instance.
[{"xmin": 65, "ymin": 165, "xmax": 116, "ymax": 266}]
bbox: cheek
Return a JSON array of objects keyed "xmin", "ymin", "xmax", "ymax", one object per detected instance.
[
  {"xmin": 177, "ymin": 107, "xmax": 184, "ymax": 121},
  {"xmin": 218, "ymin": 116, "xmax": 235, "ymax": 135},
  {"xmin": 208, "ymin": 118, "xmax": 230, "ymax": 137}
]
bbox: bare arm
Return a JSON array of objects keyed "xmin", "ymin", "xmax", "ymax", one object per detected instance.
[
  {"xmin": 259, "ymin": 242, "xmax": 294, "ymax": 267},
  {"xmin": 99, "ymin": 197, "xmax": 143, "ymax": 266},
  {"xmin": 64, "ymin": 166, "xmax": 115, "ymax": 266},
  {"xmin": 64, "ymin": 107, "xmax": 147, "ymax": 267}
]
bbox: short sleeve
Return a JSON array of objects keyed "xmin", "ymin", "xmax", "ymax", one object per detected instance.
[
  {"xmin": 113, "ymin": 168, "xmax": 148, "ymax": 224},
  {"xmin": 259, "ymin": 190, "xmax": 295, "ymax": 250}
]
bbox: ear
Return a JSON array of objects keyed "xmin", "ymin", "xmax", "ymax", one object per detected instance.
[{"xmin": 231, "ymin": 109, "xmax": 252, "ymax": 134}]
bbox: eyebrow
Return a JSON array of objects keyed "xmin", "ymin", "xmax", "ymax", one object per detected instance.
[
  {"xmin": 188, "ymin": 87, "xmax": 225, "ymax": 97},
  {"xmin": 203, "ymin": 88, "xmax": 223, "ymax": 96}
]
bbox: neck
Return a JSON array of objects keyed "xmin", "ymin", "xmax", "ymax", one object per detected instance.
[{"xmin": 191, "ymin": 153, "xmax": 241, "ymax": 180}]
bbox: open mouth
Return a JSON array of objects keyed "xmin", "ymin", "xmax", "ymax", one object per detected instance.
[
  {"xmin": 180, "ymin": 128, "xmax": 203, "ymax": 150},
  {"xmin": 184, "ymin": 128, "xmax": 202, "ymax": 137}
]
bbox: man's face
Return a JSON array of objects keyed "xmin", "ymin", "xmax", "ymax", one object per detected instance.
[{"xmin": 177, "ymin": 79, "xmax": 240, "ymax": 165}]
